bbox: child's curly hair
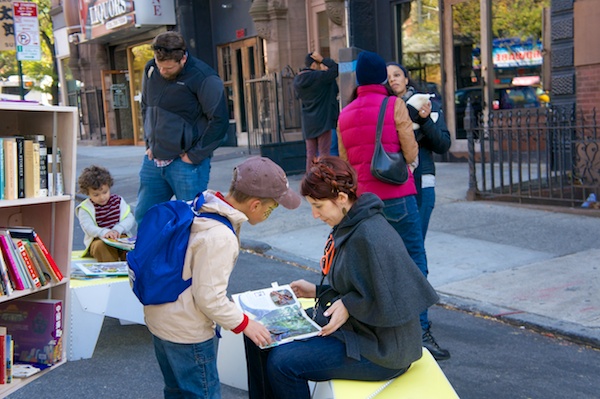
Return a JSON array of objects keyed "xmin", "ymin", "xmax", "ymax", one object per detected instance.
[{"xmin": 78, "ymin": 165, "xmax": 114, "ymax": 194}]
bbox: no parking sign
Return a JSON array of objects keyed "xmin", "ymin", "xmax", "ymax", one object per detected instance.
[{"xmin": 13, "ymin": 1, "xmax": 40, "ymax": 61}]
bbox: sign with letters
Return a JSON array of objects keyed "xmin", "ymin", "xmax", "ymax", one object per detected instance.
[
  {"xmin": 0, "ymin": 0, "xmax": 15, "ymax": 50},
  {"xmin": 12, "ymin": 1, "xmax": 41, "ymax": 61}
]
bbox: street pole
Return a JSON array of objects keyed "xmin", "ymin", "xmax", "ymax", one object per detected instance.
[{"xmin": 17, "ymin": 60, "xmax": 25, "ymax": 100}]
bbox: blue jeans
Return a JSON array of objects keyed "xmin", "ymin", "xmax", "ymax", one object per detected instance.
[
  {"xmin": 382, "ymin": 195, "xmax": 430, "ymax": 331},
  {"xmin": 244, "ymin": 335, "xmax": 408, "ymax": 399},
  {"xmin": 152, "ymin": 335, "xmax": 220, "ymax": 399},
  {"xmin": 135, "ymin": 155, "xmax": 211, "ymax": 224},
  {"xmin": 416, "ymin": 186, "xmax": 436, "ymax": 240}
]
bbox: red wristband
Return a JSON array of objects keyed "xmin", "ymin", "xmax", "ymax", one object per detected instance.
[{"xmin": 232, "ymin": 313, "xmax": 249, "ymax": 334}]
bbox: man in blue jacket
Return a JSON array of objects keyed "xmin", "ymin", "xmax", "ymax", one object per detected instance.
[
  {"xmin": 293, "ymin": 52, "xmax": 339, "ymax": 172},
  {"xmin": 135, "ymin": 31, "xmax": 230, "ymax": 224}
]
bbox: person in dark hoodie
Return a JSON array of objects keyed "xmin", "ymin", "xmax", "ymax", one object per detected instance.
[
  {"xmin": 135, "ymin": 31, "xmax": 230, "ymax": 224},
  {"xmin": 244, "ymin": 156, "xmax": 439, "ymax": 399},
  {"xmin": 293, "ymin": 52, "xmax": 339, "ymax": 171}
]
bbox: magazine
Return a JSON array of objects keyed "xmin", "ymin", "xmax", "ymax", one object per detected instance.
[
  {"xmin": 101, "ymin": 236, "xmax": 136, "ymax": 251},
  {"xmin": 74, "ymin": 261, "xmax": 129, "ymax": 277},
  {"xmin": 232, "ymin": 283, "xmax": 322, "ymax": 349}
]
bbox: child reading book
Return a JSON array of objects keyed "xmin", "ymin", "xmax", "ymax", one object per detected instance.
[{"xmin": 76, "ymin": 165, "xmax": 136, "ymax": 262}]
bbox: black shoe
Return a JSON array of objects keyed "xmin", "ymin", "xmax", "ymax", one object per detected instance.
[{"xmin": 422, "ymin": 328, "xmax": 451, "ymax": 361}]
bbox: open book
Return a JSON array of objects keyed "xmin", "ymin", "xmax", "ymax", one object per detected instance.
[
  {"xmin": 74, "ymin": 261, "xmax": 129, "ymax": 277},
  {"xmin": 101, "ymin": 237, "xmax": 136, "ymax": 251},
  {"xmin": 232, "ymin": 283, "xmax": 321, "ymax": 349}
]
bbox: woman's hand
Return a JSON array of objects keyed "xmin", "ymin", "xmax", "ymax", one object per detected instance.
[
  {"xmin": 243, "ymin": 319, "xmax": 274, "ymax": 348},
  {"xmin": 419, "ymin": 101, "xmax": 432, "ymax": 119},
  {"xmin": 290, "ymin": 279, "xmax": 316, "ymax": 298},
  {"xmin": 318, "ymin": 299, "xmax": 349, "ymax": 336}
]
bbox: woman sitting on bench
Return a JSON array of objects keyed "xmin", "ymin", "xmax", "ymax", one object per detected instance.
[{"xmin": 244, "ymin": 156, "xmax": 439, "ymax": 399}]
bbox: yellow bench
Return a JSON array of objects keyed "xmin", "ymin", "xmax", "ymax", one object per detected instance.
[{"xmin": 310, "ymin": 347, "xmax": 459, "ymax": 398}]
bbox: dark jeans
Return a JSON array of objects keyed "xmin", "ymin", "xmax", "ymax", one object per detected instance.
[
  {"xmin": 416, "ymin": 186, "xmax": 436, "ymax": 240},
  {"xmin": 244, "ymin": 335, "xmax": 408, "ymax": 399},
  {"xmin": 382, "ymin": 195, "xmax": 430, "ymax": 331}
]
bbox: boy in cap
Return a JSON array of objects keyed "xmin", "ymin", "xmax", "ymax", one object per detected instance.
[{"xmin": 144, "ymin": 156, "xmax": 302, "ymax": 398}]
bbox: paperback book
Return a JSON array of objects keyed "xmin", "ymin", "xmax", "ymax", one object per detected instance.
[
  {"xmin": 74, "ymin": 261, "xmax": 129, "ymax": 277},
  {"xmin": 232, "ymin": 283, "xmax": 321, "ymax": 349},
  {"xmin": 100, "ymin": 236, "xmax": 136, "ymax": 251}
]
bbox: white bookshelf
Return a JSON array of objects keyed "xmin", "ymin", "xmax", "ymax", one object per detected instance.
[{"xmin": 0, "ymin": 102, "xmax": 77, "ymax": 396}]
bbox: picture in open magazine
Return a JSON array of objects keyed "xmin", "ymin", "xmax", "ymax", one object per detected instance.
[
  {"xmin": 232, "ymin": 284, "xmax": 321, "ymax": 349},
  {"xmin": 100, "ymin": 236, "xmax": 136, "ymax": 251}
]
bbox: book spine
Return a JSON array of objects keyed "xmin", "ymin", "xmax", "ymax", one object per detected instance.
[
  {"xmin": 14, "ymin": 239, "xmax": 41, "ymax": 288},
  {"xmin": 37, "ymin": 136, "xmax": 48, "ymax": 197},
  {"xmin": 0, "ymin": 327, "xmax": 6, "ymax": 385},
  {"xmin": 32, "ymin": 232, "xmax": 64, "ymax": 281},
  {"xmin": 30, "ymin": 242, "xmax": 58, "ymax": 283},
  {"xmin": 23, "ymin": 240, "xmax": 47, "ymax": 286},
  {"xmin": 0, "ymin": 235, "xmax": 25, "ymax": 290},
  {"xmin": 5, "ymin": 334, "xmax": 12, "ymax": 384},
  {"xmin": 15, "ymin": 137, "xmax": 25, "ymax": 199},
  {"xmin": 3, "ymin": 139, "xmax": 17, "ymax": 201},
  {"xmin": 0, "ymin": 250, "xmax": 13, "ymax": 296}
]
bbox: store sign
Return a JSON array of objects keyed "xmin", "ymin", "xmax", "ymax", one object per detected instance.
[
  {"xmin": 79, "ymin": 0, "xmax": 175, "ymax": 42},
  {"xmin": 0, "ymin": 0, "xmax": 14, "ymax": 50},
  {"xmin": 472, "ymin": 38, "xmax": 543, "ymax": 70},
  {"xmin": 13, "ymin": 1, "xmax": 41, "ymax": 61}
]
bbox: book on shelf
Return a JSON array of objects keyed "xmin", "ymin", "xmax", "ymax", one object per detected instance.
[
  {"xmin": 0, "ymin": 326, "xmax": 6, "ymax": 384},
  {"xmin": 47, "ymin": 147, "xmax": 63, "ymax": 196},
  {"xmin": 232, "ymin": 283, "xmax": 322, "ymax": 349},
  {"xmin": 3, "ymin": 137, "xmax": 17, "ymax": 201},
  {"xmin": 5, "ymin": 333, "xmax": 13, "ymax": 384},
  {"xmin": 7, "ymin": 227, "xmax": 64, "ymax": 282},
  {"xmin": 3, "ymin": 234, "xmax": 35, "ymax": 289},
  {"xmin": 25, "ymin": 134, "xmax": 48, "ymax": 197},
  {"xmin": 101, "ymin": 236, "xmax": 136, "ymax": 251},
  {"xmin": 23, "ymin": 139, "xmax": 41, "ymax": 198},
  {"xmin": 73, "ymin": 260, "xmax": 128, "ymax": 277},
  {"xmin": 14, "ymin": 136, "xmax": 25, "ymax": 199},
  {"xmin": 0, "ymin": 232, "xmax": 27, "ymax": 291},
  {"xmin": 15, "ymin": 239, "xmax": 48, "ymax": 287},
  {"xmin": 0, "ymin": 251, "xmax": 13, "ymax": 296},
  {"xmin": 11, "ymin": 239, "xmax": 42, "ymax": 288},
  {"xmin": 0, "ymin": 299, "xmax": 63, "ymax": 365}
]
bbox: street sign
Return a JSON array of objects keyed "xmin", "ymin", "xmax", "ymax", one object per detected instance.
[{"xmin": 12, "ymin": 1, "xmax": 40, "ymax": 61}]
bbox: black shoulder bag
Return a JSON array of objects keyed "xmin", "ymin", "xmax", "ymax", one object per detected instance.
[{"xmin": 370, "ymin": 97, "xmax": 409, "ymax": 185}]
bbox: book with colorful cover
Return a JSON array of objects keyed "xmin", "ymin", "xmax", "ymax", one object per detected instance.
[
  {"xmin": 232, "ymin": 283, "xmax": 321, "ymax": 349},
  {"xmin": 74, "ymin": 261, "xmax": 129, "ymax": 277},
  {"xmin": 6, "ymin": 227, "xmax": 64, "ymax": 282},
  {"xmin": 101, "ymin": 236, "xmax": 136, "ymax": 251},
  {"xmin": 0, "ymin": 299, "xmax": 63, "ymax": 365},
  {"xmin": 12, "ymin": 238, "xmax": 43, "ymax": 288},
  {"xmin": 0, "ymin": 232, "xmax": 27, "ymax": 290}
]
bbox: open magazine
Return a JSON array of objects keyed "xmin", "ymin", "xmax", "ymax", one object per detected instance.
[
  {"xmin": 101, "ymin": 236, "xmax": 136, "ymax": 251},
  {"xmin": 74, "ymin": 261, "xmax": 129, "ymax": 277},
  {"xmin": 232, "ymin": 283, "xmax": 321, "ymax": 349}
]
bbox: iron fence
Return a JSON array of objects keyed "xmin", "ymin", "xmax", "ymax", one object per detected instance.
[{"xmin": 466, "ymin": 103, "xmax": 599, "ymax": 207}]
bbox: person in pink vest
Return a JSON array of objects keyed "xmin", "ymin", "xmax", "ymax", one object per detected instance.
[{"xmin": 337, "ymin": 51, "xmax": 450, "ymax": 360}]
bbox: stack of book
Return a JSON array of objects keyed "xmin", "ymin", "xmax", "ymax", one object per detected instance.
[
  {"xmin": 0, "ymin": 227, "xmax": 64, "ymax": 296},
  {"xmin": 0, "ymin": 135, "xmax": 61, "ymax": 200}
]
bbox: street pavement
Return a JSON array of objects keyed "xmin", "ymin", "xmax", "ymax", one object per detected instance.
[
  {"xmin": 73, "ymin": 144, "xmax": 600, "ymax": 347},
  {"xmin": 8, "ymin": 143, "xmax": 600, "ymax": 398}
]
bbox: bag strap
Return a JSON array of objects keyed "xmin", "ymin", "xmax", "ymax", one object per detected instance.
[
  {"xmin": 198, "ymin": 212, "xmax": 235, "ymax": 235},
  {"xmin": 375, "ymin": 97, "xmax": 390, "ymax": 145}
]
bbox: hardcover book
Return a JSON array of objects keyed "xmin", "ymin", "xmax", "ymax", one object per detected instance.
[
  {"xmin": 0, "ymin": 299, "xmax": 63, "ymax": 365},
  {"xmin": 23, "ymin": 139, "xmax": 40, "ymax": 198},
  {"xmin": 14, "ymin": 136, "xmax": 25, "ymax": 199},
  {"xmin": 3, "ymin": 138, "xmax": 17, "ymax": 201},
  {"xmin": 7, "ymin": 227, "xmax": 64, "ymax": 282},
  {"xmin": 232, "ymin": 283, "xmax": 321, "ymax": 349},
  {"xmin": 0, "ymin": 232, "xmax": 26, "ymax": 291}
]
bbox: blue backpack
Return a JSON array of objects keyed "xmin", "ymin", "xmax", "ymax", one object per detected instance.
[{"xmin": 126, "ymin": 193, "xmax": 235, "ymax": 306}]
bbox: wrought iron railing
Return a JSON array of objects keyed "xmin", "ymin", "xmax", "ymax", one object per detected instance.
[{"xmin": 466, "ymin": 102, "xmax": 599, "ymax": 207}]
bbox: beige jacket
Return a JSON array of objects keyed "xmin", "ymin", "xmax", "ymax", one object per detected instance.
[{"xmin": 144, "ymin": 190, "xmax": 247, "ymax": 343}]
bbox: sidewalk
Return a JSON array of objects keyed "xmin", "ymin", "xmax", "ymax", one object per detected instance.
[{"xmin": 76, "ymin": 144, "xmax": 600, "ymax": 348}]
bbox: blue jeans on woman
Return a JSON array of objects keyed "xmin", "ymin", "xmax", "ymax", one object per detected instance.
[
  {"xmin": 153, "ymin": 335, "xmax": 220, "ymax": 399},
  {"xmin": 416, "ymin": 186, "xmax": 436, "ymax": 240},
  {"xmin": 135, "ymin": 155, "xmax": 211, "ymax": 224},
  {"xmin": 244, "ymin": 335, "xmax": 408, "ymax": 399},
  {"xmin": 381, "ymin": 195, "xmax": 430, "ymax": 331}
]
